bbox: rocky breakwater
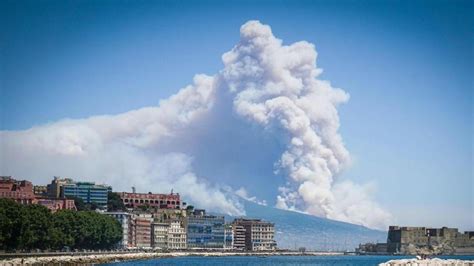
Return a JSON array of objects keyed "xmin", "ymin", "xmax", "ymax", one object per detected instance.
[
  {"xmin": 0, "ymin": 252, "xmax": 169, "ymax": 265},
  {"xmin": 380, "ymin": 258, "xmax": 474, "ymax": 266},
  {"xmin": 0, "ymin": 251, "xmax": 343, "ymax": 265}
]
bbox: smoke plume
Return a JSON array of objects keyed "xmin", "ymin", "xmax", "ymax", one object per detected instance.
[{"xmin": 0, "ymin": 21, "xmax": 390, "ymax": 229}]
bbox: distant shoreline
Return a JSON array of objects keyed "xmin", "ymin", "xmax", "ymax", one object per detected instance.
[{"xmin": 0, "ymin": 251, "xmax": 345, "ymax": 265}]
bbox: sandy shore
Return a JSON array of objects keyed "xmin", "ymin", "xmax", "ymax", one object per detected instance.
[
  {"xmin": 0, "ymin": 251, "xmax": 343, "ymax": 265},
  {"xmin": 379, "ymin": 258, "xmax": 474, "ymax": 266}
]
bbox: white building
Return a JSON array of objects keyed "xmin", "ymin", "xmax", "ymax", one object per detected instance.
[
  {"xmin": 105, "ymin": 212, "xmax": 131, "ymax": 249},
  {"xmin": 167, "ymin": 221, "xmax": 187, "ymax": 249},
  {"xmin": 224, "ymin": 224, "xmax": 234, "ymax": 250}
]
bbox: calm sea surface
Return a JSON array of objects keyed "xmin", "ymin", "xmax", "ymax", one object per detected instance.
[{"xmin": 101, "ymin": 255, "xmax": 474, "ymax": 266}]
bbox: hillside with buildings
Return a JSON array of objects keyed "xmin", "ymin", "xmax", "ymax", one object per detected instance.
[
  {"xmin": 0, "ymin": 175, "xmax": 388, "ymax": 252},
  {"xmin": 3, "ymin": 175, "xmax": 472, "ymax": 254},
  {"xmin": 0, "ymin": 176, "xmax": 278, "ymax": 252}
]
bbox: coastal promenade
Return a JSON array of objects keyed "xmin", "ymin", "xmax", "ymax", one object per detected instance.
[{"xmin": 0, "ymin": 251, "xmax": 344, "ymax": 265}]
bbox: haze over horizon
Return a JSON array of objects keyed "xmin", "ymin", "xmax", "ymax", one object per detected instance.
[{"xmin": 1, "ymin": 0, "xmax": 472, "ymax": 232}]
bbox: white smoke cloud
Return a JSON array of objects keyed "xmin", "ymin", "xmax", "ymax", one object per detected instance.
[
  {"xmin": 235, "ymin": 187, "xmax": 268, "ymax": 206},
  {"xmin": 220, "ymin": 20, "xmax": 390, "ymax": 229},
  {"xmin": 0, "ymin": 20, "xmax": 390, "ymax": 229},
  {"xmin": 0, "ymin": 74, "xmax": 244, "ymax": 216}
]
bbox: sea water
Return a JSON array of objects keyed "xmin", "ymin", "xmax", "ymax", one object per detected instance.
[{"xmin": 101, "ymin": 255, "xmax": 474, "ymax": 266}]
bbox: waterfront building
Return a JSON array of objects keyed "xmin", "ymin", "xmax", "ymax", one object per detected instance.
[
  {"xmin": 134, "ymin": 214, "xmax": 153, "ymax": 248},
  {"xmin": 62, "ymin": 181, "xmax": 109, "ymax": 208},
  {"xmin": 118, "ymin": 191, "xmax": 181, "ymax": 210},
  {"xmin": 224, "ymin": 223, "xmax": 234, "ymax": 250},
  {"xmin": 167, "ymin": 220, "xmax": 187, "ymax": 249},
  {"xmin": 0, "ymin": 176, "xmax": 36, "ymax": 204},
  {"xmin": 105, "ymin": 212, "xmax": 132, "ymax": 249},
  {"xmin": 233, "ymin": 218, "xmax": 277, "ymax": 251},
  {"xmin": 387, "ymin": 226, "xmax": 474, "ymax": 254},
  {"xmin": 35, "ymin": 197, "xmax": 76, "ymax": 212},
  {"xmin": 128, "ymin": 216, "xmax": 136, "ymax": 248},
  {"xmin": 152, "ymin": 222, "xmax": 169, "ymax": 249},
  {"xmin": 186, "ymin": 209, "xmax": 225, "ymax": 249},
  {"xmin": 232, "ymin": 224, "xmax": 246, "ymax": 250}
]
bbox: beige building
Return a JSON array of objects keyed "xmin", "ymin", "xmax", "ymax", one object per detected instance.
[
  {"xmin": 152, "ymin": 222, "xmax": 169, "ymax": 249},
  {"xmin": 233, "ymin": 218, "xmax": 277, "ymax": 251},
  {"xmin": 152, "ymin": 220, "xmax": 187, "ymax": 250},
  {"xmin": 46, "ymin": 176, "xmax": 73, "ymax": 198}
]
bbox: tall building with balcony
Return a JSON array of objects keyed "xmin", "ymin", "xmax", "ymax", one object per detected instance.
[
  {"xmin": 232, "ymin": 224, "xmax": 246, "ymax": 250},
  {"xmin": 232, "ymin": 218, "xmax": 277, "ymax": 251},
  {"xmin": 186, "ymin": 209, "xmax": 225, "ymax": 249},
  {"xmin": 133, "ymin": 214, "xmax": 153, "ymax": 248}
]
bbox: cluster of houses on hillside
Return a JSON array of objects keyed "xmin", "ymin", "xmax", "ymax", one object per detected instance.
[{"xmin": 0, "ymin": 176, "xmax": 277, "ymax": 251}]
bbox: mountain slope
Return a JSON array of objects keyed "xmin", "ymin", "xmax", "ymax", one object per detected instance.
[{"xmin": 229, "ymin": 200, "xmax": 387, "ymax": 251}]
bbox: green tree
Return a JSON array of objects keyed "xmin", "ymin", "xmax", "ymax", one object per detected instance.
[
  {"xmin": 18, "ymin": 204, "xmax": 52, "ymax": 250},
  {"xmin": 68, "ymin": 196, "xmax": 86, "ymax": 211},
  {"xmin": 87, "ymin": 202, "xmax": 98, "ymax": 211},
  {"xmin": 50, "ymin": 210, "xmax": 77, "ymax": 249},
  {"xmin": 0, "ymin": 199, "xmax": 122, "ymax": 251},
  {"xmin": 138, "ymin": 204, "xmax": 151, "ymax": 212},
  {"xmin": 107, "ymin": 192, "xmax": 126, "ymax": 211},
  {"xmin": 0, "ymin": 199, "xmax": 23, "ymax": 250},
  {"xmin": 68, "ymin": 197, "xmax": 99, "ymax": 211}
]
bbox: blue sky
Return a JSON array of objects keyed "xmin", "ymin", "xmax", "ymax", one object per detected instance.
[{"xmin": 1, "ymin": 0, "xmax": 472, "ymax": 229}]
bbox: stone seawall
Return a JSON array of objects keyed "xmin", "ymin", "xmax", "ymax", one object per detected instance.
[{"xmin": 0, "ymin": 251, "xmax": 343, "ymax": 265}]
